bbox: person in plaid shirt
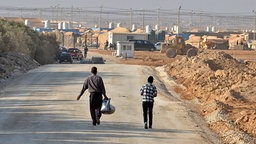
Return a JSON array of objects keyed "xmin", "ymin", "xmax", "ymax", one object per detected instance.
[{"xmin": 140, "ymin": 76, "xmax": 157, "ymax": 129}]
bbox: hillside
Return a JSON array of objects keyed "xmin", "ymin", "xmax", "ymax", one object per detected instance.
[{"xmin": 0, "ymin": 19, "xmax": 59, "ymax": 86}]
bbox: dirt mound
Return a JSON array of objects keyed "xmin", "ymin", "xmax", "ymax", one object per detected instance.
[
  {"xmin": 0, "ymin": 52, "xmax": 40, "ymax": 87},
  {"xmin": 166, "ymin": 51, "xmax": 256, "ymax": 143},
  {"xmin": 2, "ymin": 47, "xmax": 251, "ymax": 143},
  {"xmin": 90, "ymin": 49, "xmax": 256, "ymax": 143}
]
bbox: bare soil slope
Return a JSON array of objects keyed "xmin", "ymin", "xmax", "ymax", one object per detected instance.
[
  {"xmin": 166, "ymin": 51, "xmax": 256, "ymax": 143},
  {"xmin": 91, "ymin": 49, "xmax": 256, "ymax": 144},
  {"xmin": 0, "ymin": 52, "xmax": 40, "ymax": 86},
  {"xmin": 1, "ymin": 48, "xmax": 255, "ymax": 143}
]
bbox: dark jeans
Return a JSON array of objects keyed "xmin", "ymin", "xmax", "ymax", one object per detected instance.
[
  {"xmin": 142, "ymin": 101, "xmax": 154, "ymax": 126},
  {"xmin": 89, "ymin": 92, "xmax": 103, "ymax": 123}
]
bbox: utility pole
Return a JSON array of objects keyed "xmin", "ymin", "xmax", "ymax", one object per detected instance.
[
  {"xmin": 190, "ymin": 10, "xmax": 194, "ymax": 26},
  {"xmin": 199, "ymin": 12, "xmax": 202, "ymax": 30},
  {"xmin": 56, "ymin": 4, "xmax": 59, "ymax": 23},
  {"xmin": 39, "ymin": 9, "xmax": 42, "ymax": 20},
  {"xmin": 60, "ymin": 7, "xmax": 63, "ymax": 22},
  {"xmin": 51, "ymin": 6, "xmax": 54, "ymax": 21},
  {"xmin": 20, "ymin": 8, "xmax": 23, "ymax": 18},
  {"xmin": 78, "ymin": 8, "xmax": 81, "ymax": 26},
  {"xmin": 84, "ymin": 10, "xmax": 87, "ymax": 28},
  {"xmin": 253, "ymin": 10, "xmax": 256, "ymax": 40},
  {"xmin": 157, "ymin": 8, "xmax": 160, "ymax": 27},
  {"xmin": 99, "ymin": 6, "xmax": 102, "ymax": 28},
  {"xmin": 130, "ymin": 8, "xmax": 133, "ymax": 30},
  {"xmin": 142, "ymin": 9, "xmax": 145, "ymax": 29},
  {"xmin": 177, "ymin": 6, "xmax": 181, "ymax": 34},
  {"xmin": 71, "ymin": 5, "xmax": 74, "ymax": 27}
]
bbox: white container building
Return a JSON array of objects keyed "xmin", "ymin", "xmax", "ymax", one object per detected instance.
[
  {"xmin": 58, "ymin": 22, "xmax": 63, "ymax": 29},
  {"xmin": 145, "ymin": 25, "xmax": 151, "ymax": 33},
  {"xmin": 108, "ymin": 32, "xmax": 148, "ymax": 46},
  {"xmin": 44, "ymin": 20, "xmax": 51, "ymax": 28},
  {"xmin": 116, "ymin": 41, "xmax": 134, "ymax": 58},
  {"xmin": 132, "ymin": 24, "xmax": 136, "ymax": 32},
  {"xmin": 117, "ymin": 23, "xmax": 122, "ymax": 27},
  {"xmin": 109, "ymin": 22, "xmax": 114, "ymax": 29},
  {"xmin": 25, "ymin": 19, "xmax": 30, "ymax": 27}
]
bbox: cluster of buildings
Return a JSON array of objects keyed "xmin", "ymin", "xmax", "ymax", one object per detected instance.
[{"xmin": 1, "ymin": 16, "xmax": 256, "ymax": 50}]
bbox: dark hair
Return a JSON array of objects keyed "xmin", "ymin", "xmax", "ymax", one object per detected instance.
[
  {"xmin": 91, "ymin": 67, "xmax": 97, "ymax": 74},
  {"xmin": 148, "ymin": 76, "xmax": 154, "ymax": 83}
]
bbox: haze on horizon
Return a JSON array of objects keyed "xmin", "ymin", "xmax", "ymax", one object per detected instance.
[{"xmin": 0, "ymin": 0, "xmax": 256, "ymax": 14}]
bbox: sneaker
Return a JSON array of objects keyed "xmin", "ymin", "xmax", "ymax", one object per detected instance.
[
  {"xmin": 96, "ymin": 119, "xmax": 100, "ymax": 125},
  {"xmin": 144, "ymin": 122, "xmax": 148, "ymax": 129},
  {"xmin": 149, "ymin": 126, "xmax": 152, "ymax": 129},
  {"xmin": 92, "ymin": 121, "xmax": 96, "ymax": 126},
  {"xmin": 96, "ymin": 116, "xmax": 100, "ymax": 125}
]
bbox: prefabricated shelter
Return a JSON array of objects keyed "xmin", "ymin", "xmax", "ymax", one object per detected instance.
[
  {"xmin": 116, "ymin": 41, "xmax": 134, "ymax": 58},
  {"xmin": 108, "ymin": 32, "xmax": 148, "ymax": 46}
]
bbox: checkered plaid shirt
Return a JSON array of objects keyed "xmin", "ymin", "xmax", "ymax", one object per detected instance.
[{"xmin": 140, "ymin": 83, "xmax": 157, "ymax": 102}]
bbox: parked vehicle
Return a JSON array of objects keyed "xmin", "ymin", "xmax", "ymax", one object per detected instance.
[
  {"xmin": 91, "ymin": 56, "xmax": 105, "ymax": 64},
  {"xmin": 87, "ymin": 42, "xmax": 100, "ymax": 48},
  {"xmin": 57, "ymin": 46, "xmax": 68, "ymax": 60},
  {"xmin": 59, "ymin": 46, "xmax": 68, "ymax": 52},
  {"xmin": 154, "ymin": 42, "xmax": 163, "ymax": 51},
  {"xmin": 59, "ymin": 52, "xmax": 73, "ymax": 64},
  {"xmin": 128, "ymin": 40, "xmax": 156, "ymax": 51},
  {"xmin": 67, "ymin": 48, "xmax": 83, "ymax": 60}
]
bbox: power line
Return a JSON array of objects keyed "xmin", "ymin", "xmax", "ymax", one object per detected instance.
[{"xmin": 0, "ymin": 6, "xmax": 255, "ymax": 31}]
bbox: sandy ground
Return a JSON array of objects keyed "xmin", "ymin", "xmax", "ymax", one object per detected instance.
[
  {"xmin": 1, "ymin": 48, "xmax": 255, "ymax": 144},
  {"xmin": 88, "ymin": 48, "xmax": 256, "ymax": 144},
  {"xmin": 0, "ymin": 52, "xmax": 222, "ymax": 144}
]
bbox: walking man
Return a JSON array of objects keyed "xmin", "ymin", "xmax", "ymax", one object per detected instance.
[
  {"xmin": 140, "ymin": 76, "xmax": 157, "ymax": 129},
  {"xmin": 83, "ymin": 45, "xmax": 88, "ymax": 59},
  {"xmin": 77, "ymin": 66, "xmax": 108, "ymax": 126}
]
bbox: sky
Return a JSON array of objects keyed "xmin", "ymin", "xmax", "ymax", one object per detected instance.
[{"xmin": 1, "ymin": 0, "xmax": 256, "ymax": 14}]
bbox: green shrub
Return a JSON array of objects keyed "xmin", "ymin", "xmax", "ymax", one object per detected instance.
[{"xmin": 0, "ymin": 19, "xmax": 59, "ymax": 65}]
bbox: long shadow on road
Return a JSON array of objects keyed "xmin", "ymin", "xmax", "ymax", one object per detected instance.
[
  {"xmin": 0, "ymin": 97, "xmax": 196, "ymax": 144},
  {"xmin": 0, "ymin": 65, "xmax": 198, "ymax": 144}
]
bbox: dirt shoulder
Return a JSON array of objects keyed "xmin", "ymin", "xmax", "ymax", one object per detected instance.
[
  {"xmin": 89, "ymin": 48, "xmax": 256, "ymax": 144},
  {"xmin": 0, "ymin": 52, "xmax": 40, "ymax": 89},
  {"xmin": 1, "ymin": 48, "xmax": 255, "ymax": 143}
]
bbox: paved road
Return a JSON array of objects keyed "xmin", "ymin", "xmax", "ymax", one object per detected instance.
[{"xmin": 0, "ymin": 62, "xmax": 217, "ymax": 144}]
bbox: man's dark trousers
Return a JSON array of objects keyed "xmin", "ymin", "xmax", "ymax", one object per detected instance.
[
  {"xmin": 89, "ymin": 92, "xmax": 102, "ymax": 124},
  {"xmin": 142, "ymin": 101, "xmax": 154, "ymax": 127}
]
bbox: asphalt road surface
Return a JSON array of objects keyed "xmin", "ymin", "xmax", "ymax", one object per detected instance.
[{"xmin": 0, "ymin": 62, "xmax": 219, "ymax": 144}]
